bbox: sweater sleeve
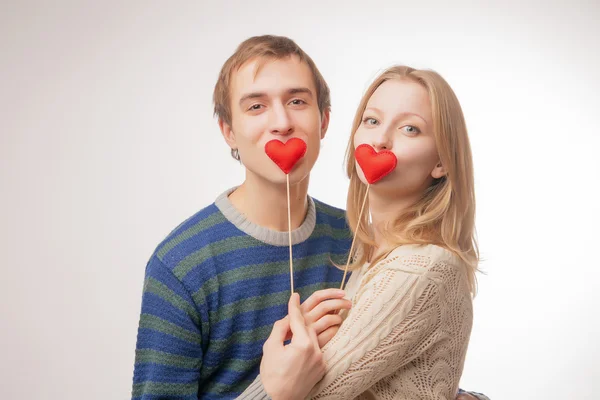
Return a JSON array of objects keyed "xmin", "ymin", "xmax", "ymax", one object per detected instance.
[
  {"xmin": 237, "ymin": 250, "xmax": 470, "ymax": 400},
  {"xmin": 237, "ymin": 375, "xmax": 271, "ymax": 400},
  {"xmin": 131, "ymin": 255, "xmax": 205, "ymax": 400},
  {"xmin": 306, "ymin": 254, "xmax": 446, "ymax": 399}
]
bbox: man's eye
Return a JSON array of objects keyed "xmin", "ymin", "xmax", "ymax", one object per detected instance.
[{"xmin": 249, "ymin": 104, "xmax": 263, "ymax": 111}]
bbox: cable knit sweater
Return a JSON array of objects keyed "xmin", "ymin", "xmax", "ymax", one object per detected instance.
[{"xmin": 240, "ymin": 244, "xmax": 474, "ymax": 399}]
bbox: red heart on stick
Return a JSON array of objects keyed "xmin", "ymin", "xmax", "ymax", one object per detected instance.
[
  {"xmin": 355, "ymin": 144, "xmax": 397, "ymax": 184},
  {"xmin": 265, "ymin": 138, "xmax": 307, "ymax": 174}
]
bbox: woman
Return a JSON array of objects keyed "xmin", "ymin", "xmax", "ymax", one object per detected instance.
[{"xmin": 241, "ymin": 65, "xmax": 484, "ymax": 399}]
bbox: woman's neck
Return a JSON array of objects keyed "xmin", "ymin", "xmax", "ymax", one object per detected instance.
[{"xmin": 367, "ymin": 188, "xmax": 421, "ymax": 258}]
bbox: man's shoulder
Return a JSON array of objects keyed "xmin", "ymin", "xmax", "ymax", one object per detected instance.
[
  {"xmin": 311, "ymin": 199, "xmax": 351, "ymax": 248},
  {"xmin": 312, "ymin": 197, "xmax": 347, "ymax": 222},
  {"xmin": 151, "ymin": 201, "xmax": 230, "ymax": 267}
]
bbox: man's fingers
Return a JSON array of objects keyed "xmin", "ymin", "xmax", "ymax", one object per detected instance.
[
  {"xmin": 264, "ymin": 317, "xmax": 290, "ymax": 351},
  {"xmin": 456, "ymin": 395, "xmax": 479, "ymax": 400},
  {"xmin": 289, "ymin": 293, "xmax": 311, "ymax": 346},
  {"xmin": 301, "ymin": 289, "xmax": 346, "ymax": 313},
  {"xmin": 307, "ymin": 323, "xmax": 321, "ymax": 352}
]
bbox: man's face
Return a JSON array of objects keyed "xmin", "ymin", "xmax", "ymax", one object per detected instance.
[{"xmin": 221, "ymin": 55, "xmax": 329, "ymax": 185}]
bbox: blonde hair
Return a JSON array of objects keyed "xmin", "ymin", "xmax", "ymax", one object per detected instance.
[
  {"xmin": 345, "ymin": 66, "xmax": 479, "ymax": 295},
  {"xmin": 213, "ymin": 35, "xmax": 331, "ymax": 157}
]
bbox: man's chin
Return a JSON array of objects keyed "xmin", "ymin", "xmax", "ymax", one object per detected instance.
[
  {"xmin": 261, "ymin": 171, "xmax": 310, "ymax": 188},
  {"xmin": 269, "ymin": 171, "xmax": 310, "ymax": 186},
  {"xmin": 245, "ymin": 161, "xmax": 312, "ymax": 187}
]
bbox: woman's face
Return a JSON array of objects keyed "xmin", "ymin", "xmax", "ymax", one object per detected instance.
[{"xmin": 353, "ymin": 79, "xmax": 445, "ymax": 199}]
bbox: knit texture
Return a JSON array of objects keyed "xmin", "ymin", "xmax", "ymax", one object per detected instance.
[
  {"xmin": 132, "ymin": 188, "xmax": 351, "ymax": 399},
  {"xmin": 241, "ymin": 244, "xmax": 474, "ymax": 400}
]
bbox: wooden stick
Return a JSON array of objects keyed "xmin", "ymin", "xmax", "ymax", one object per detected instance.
[
  {"xmin": 340, "ymin": 184, "xmax": 370, "ymax": 291},
  {"xmin": 287, "ymin": 174, "xmax": 294, "ymax": 294}
]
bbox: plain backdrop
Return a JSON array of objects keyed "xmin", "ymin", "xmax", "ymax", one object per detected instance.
[{"xmin": 1, "ymin": 0, "xmax": 599, "ymax": 399}]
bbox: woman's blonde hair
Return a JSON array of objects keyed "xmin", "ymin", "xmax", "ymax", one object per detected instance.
[{"xmin": 345, "ymin": 66, "xmax": 479, "ymax": 295}]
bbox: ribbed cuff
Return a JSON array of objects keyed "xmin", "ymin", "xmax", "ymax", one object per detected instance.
[{"xmin": 236, "ymin": 375, "xmax": 271, "ymax": 399}]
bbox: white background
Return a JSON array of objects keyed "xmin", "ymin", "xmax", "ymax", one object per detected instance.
[{"xmin": 1, "ymin": 0, "xmax": 599, "ymax": 399}]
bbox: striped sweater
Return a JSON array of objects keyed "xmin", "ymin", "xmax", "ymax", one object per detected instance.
[{"xmin": 132, "ymin": 187, "xmax": 351, "ymax": 399}]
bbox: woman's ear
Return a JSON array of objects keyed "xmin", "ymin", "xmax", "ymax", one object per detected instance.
[{"xmin": 431, "ymin": 161, "xmax": 446, "ymax": 179}]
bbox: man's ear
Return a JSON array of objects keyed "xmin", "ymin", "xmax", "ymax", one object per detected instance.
[
  {"xmin": 431, "ymin": 160, "xmax": 447, "ymax": 179},
  {"xmin": 320, "ymin": 108, "xmax": 331, "ymax": 140},
  {"xmin": 219, "ymin": 119, "xmax": 236, "ymax": 150}
]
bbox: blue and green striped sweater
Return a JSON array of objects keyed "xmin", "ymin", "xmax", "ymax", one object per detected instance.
[{"xmin": 132, "ymin": 189, "xmax": 351, "ymax": 399}]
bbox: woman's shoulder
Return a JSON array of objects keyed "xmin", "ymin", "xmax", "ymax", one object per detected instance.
[
  {"xmin": 382, "ymin": 244, "xmax": 466, "ymax": 276},
  {"xmin": 368, "ymin": 244, "xmax": 471, "ymax": 304}
]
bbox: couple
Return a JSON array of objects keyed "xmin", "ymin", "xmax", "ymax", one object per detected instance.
[{"xmin": 132, "ymin": 35, "xmax": 487, "ymax": 400}]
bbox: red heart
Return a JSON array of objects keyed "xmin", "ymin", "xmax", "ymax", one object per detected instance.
[
  {"xmin": 265, "ymin": 138, "xmax": 308, "ymax": 174},
  {"xmin": 355, "ymin": 144, "xmax": 397, "ymax": 184}
]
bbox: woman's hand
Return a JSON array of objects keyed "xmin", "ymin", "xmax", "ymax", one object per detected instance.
[
  {"xmin": 282, "ymin": 289, "xmax": 352, "ymax": 348},
  {"xmin": 299, "ymin": 288, "xmax": 352, "ymax": 348}
]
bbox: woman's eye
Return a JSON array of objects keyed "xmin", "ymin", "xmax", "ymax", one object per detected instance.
[
  {"xmin": 249, "ymin": 104, "xmax": 263, "ymax": 111},
  {"xmin": 402, "ymin": 125, "xmax": 420, "ymax": 134},
  {"xmin": 363, "ymin": 117, "xmax": 379, "ymax": 126}
]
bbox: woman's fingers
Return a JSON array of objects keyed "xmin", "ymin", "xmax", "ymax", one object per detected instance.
[
  {"xmin": 300, "ymin": 289, "xmax": 346, "ymax": 313},
  {"xmin": 311, "ymin": 313, "xmax": 343, "ymax": 335},
  {"xmin": 306, "ymin": 298, "xmax": 352, "ymax": 323}
]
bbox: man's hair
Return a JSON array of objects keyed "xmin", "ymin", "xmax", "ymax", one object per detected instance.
[{"xmin": 213, "ymin": 35, "xmax": 331, "ymax": 129}]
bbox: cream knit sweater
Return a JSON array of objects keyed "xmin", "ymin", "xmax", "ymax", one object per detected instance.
[{"xmin": 240, "ymin": 244, "xmax": 473, "ymax": 399}]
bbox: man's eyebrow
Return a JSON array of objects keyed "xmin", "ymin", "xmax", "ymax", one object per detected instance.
[
  {"xmin": 239, "ymin": 92, "xmax": 267, "ymax": 107},
  {"xmin": 239, "ymin": 87, "xmax": 314, "ymax": 107},
  {"xmin": 287, "ymin": 87, "xmax": 313, "ymax": 97}
]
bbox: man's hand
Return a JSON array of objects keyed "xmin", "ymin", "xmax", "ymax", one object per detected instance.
[
  {"xmin": 260, "ymin": 293, "xmax": 326, "ymax": 400},
  {"xmin": 456, "ymin": 392, "xmax": 486, "ymax": 400}
]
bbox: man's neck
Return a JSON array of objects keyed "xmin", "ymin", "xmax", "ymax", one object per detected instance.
[{"xmin": 228, "ymin": 171, "xmax": 310, "ymax": 232}]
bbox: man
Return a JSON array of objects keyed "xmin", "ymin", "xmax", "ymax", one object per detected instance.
[{"xmin": 132, "ymin": 35, "xmax": 487, "ymax": 400}]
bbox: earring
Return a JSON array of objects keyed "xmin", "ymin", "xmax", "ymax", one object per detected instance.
[{"xmin": 231, "ymin": 148, "xmax": 240, "ymax": 161}]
